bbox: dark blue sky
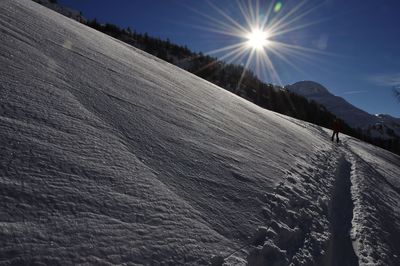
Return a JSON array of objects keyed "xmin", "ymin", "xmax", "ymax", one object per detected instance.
[{"xmin": 59, "ymin": 0, "xmax": 400, "ymax": 117}]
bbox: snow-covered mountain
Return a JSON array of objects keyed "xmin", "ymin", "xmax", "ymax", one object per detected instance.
[
  {"xmin": 1, "ymin": 0, "xmax": 400, "ymax": 265},
  {"xmin": 286, "ymin": 81, "xmax": 400, "ymax": 138}
]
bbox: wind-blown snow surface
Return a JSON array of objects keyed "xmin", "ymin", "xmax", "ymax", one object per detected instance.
[{"xmin": 1, "ymin": 1, "xmax": 399, "ymax": 265}]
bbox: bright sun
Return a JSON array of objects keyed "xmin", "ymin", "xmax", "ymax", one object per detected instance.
[
  {"xmin": 193, "ymin": 0, "xmax": 321, "ymax": 86},
  {"xmin": 246, "ymin": 29, "xmax": 270, "ymax": 50}
]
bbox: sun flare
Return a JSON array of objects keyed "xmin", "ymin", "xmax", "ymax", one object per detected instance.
[
  {"xmin": 190, "ymin": 0, "xmax": 326, "ymax": 87},
  {"xmin": 246, "ymin": 28, "xmax": 271, "ymax": 50}
]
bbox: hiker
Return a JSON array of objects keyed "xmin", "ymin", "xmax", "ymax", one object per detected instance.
[{"xmin": 331, "ymin": 119, "xmax": 340, "ymax": 143}]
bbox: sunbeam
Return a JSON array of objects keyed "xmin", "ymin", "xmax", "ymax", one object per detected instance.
[{"xmin": 190, "ymin": 0, "xmax": 329, "ymax": 86}]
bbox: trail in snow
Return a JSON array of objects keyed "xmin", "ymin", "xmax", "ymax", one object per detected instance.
[
  {"xmin": 327, "ymin": 156, "xmax": 358, "ymax": 266},
  {"xmin": 247, "ymin": 144, "xmax": 342, "ymax": 265}
]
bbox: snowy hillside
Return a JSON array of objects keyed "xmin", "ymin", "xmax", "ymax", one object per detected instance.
[
  {"xmin": 1, "ymin": 0, "xmax": 400, "ymax": 265},
  {"xmin": 286, "ymin": 81, "xmax": 400, "ymax": 139}
]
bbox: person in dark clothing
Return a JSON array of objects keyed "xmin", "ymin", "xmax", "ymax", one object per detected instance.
[{"xmin": 331, "ymin": 119, "xmax": 340, "ymax": 143}]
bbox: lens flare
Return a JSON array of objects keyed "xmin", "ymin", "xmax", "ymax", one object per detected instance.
[{"xmin": 274, "ymin": 2, "xmax": 282, "ymax": 13}]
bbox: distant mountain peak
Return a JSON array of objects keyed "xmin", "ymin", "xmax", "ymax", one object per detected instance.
[
  {"xmin": 286, "ymin": 81, "xmax": 330, "ymax": 96},
  {"xmin": 287, "ymin": 80, "xmax": 400, "ymax": 139}
]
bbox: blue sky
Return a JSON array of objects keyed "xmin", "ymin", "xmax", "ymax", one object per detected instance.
[{"xmin": 59, "ymin": 0, "xmax": 400, "ymax": 117}]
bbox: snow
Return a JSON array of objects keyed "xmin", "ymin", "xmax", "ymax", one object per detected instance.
[
  {"xmin": 1, "ymin": 0, "xmax": 399, "ymax": 265},
  {"xmin": 346, "ymin": 140, "xmax": 400, "ymax": 265}
]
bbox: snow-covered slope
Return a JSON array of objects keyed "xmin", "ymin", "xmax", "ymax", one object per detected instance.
[
  {"xmin": 286, "ymin": 81, "xmax": 400, "ymax": 138},
  {"xmin": 1, "ymin": 1, "xmax": 399, "ymax": 265}
]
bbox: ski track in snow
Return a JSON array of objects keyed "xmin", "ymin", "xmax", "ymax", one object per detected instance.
[
  {"xmin": 326, "ymin": 157, "xmax": 358, "ymax": 266},
  {"xmin": 1, "ymin": 1, "xmax": 400, "ymax": 265}
]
